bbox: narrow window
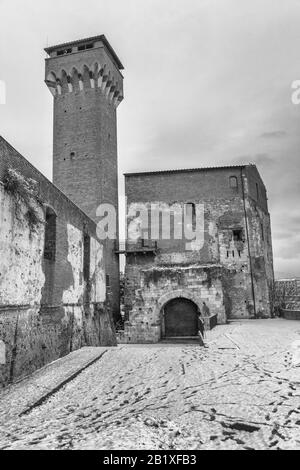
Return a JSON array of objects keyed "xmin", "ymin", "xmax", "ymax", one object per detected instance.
[
  {"xmin": 227, "ymin": 251, "xmax": 230, "ymax": 258},
  {"xmin": 232, "ymin": 251, "xmax": 235, "ymax": 258},
  {"xmin": 106, "ymin": 275, "xmax": 110, "ymax": 288},
  {"xmin": 233, "ymin": 229, "xmax": 243, "ymax": 242},
  {"xmin": 185, "ymin": 203, "xmax": 196, "ymax": 230},
  {"xmin": 83, "ymin": 234, "xmax": 90, "ymax": 283},
  {"xmin": 230, "ymin": 176, "xmax": 238, "ymax": 189},
  {"xmin": 261, "ymin": 223, "xmax": 264, "ymax": 241},
  {"xmin": 44, "ymin": 207, "xmax": 56, "ymax": 261}
]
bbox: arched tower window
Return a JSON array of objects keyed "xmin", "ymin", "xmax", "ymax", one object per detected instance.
[{"xmin": 44, "ymin": 207, "xmax": 57, "ymax": 262}]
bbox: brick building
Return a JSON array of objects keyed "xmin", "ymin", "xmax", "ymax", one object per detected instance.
[
  {"xmin": 45, "ymin": 35, "xmax": 124, "ymax": 322},
  {"xmin": 121, "ymin": 165, "xmax": 274, "ymax": 343}
]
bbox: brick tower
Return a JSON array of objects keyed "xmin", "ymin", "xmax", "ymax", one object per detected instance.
[{"xmin": 45, "ymin": 35, "xmax": 124, "ymax": 322}]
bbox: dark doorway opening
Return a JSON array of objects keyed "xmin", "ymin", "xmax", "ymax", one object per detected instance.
[{"xmin": 163, "ymin": 298, "xmax": 199, "ymax": 338}]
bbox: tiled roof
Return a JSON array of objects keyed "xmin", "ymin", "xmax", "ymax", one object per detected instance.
[{"xmin": 124, "ymin": 164, "xmax": 255, "ymax": 177}]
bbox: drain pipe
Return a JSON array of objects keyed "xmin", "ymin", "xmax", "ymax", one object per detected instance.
[{"xmin": 241, "ymin": 168, "xmax": 257, "ymax": 318}]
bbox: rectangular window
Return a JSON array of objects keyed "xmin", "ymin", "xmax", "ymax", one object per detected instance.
[
  {"xmin": 233, "ymin": 229, "xmax": 243, "ymax": 242},
  {"xmin": 44, "ymin": 208, "xmax": 56, "ymax": 262},
  {"xmin": 78, "ymin": 43, "xmax": 94, "ymax": 51},
  {"xmin": 57, "ymin": 48, "xmax": 72, "ymax": 56},
  {"xmin": 106, "ymin": 275, "xmax": 110, "ymax": 288},
  {"xmin": 185, "ymin": 203, "xmax": 196, "ymax": 230}
]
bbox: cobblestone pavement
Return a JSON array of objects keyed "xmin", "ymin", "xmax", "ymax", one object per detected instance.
[{"xmin": 0, "ymin": 319, "xmax": 300, "ymax": 450}]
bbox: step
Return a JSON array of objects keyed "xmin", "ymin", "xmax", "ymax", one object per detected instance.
[{"xmin": 161, "ymin": 336, "xmax": 200, "ymax": 344}]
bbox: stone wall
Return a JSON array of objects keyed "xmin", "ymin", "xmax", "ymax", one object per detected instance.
[
  {"xmin": 0, "ymin": 137, "xmax": 116, "ymax": 388},
  {"xmin": 123, "ymin": 263, "xmax": 226, "ymax": 343}
]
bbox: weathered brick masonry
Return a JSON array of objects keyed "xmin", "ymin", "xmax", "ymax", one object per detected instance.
[
  {"xmin": 0, "ymin": 137, "xmax": 116, "ymax": 388},
  {"xmin": 122, "ymin": 165, "xmax": 274, "ymax": 343},
  {"xmin": 45, "ymin": 35, "xmax": 124, "ymax": 323}
]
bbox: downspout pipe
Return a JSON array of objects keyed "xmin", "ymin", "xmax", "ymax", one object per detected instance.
[{"xmin": 241, "ymin": 168, "xmax": 257, "ymax": 318}]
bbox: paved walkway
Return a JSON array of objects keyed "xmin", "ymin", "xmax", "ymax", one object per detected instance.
[{"xmin": 0, "ymin": 319, "xmax": 299, "ymax": 450}]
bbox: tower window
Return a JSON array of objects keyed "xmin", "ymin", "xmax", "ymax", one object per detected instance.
[
  {"xmin": 83, "ymin": 234, "xmax": 90, "ymax": 282},
  {"xmin": 106, "ymin": 275, "xmax": 110, "ymax": 288},
  {"xmin": 78, "ymin": 43, "xmax": 94, "ymax": 51},
  {"xmin": 70, "ymin": 152, "xmax": 75, "ymax": 159},
  {"xmin": 230, "ymin": 176, "xmax": 238, "ymax": 189},
  {"xmin": 44, "ymin": 207, "xmax": 56, "ymax": 261},
  {"xmin": 261, "ymin": 223, "xmax": 264, "ymax": 241}
]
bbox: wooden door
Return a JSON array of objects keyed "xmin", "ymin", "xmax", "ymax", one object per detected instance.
[{"xmin": 164, "ymin": 298, "xmax": 198, "ymax": 337}]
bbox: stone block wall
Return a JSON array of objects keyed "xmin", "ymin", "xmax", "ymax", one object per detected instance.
[{"xmin": 123, "ymin": 263, "xmax": 227, "ymax": 344}]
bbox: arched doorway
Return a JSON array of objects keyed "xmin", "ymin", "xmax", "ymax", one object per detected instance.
[{"xmin": 163, "ymin": 298, "xmax": 199, "ymax": 338}]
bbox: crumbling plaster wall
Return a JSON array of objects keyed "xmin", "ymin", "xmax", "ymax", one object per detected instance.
[
  {"xmin": 0, "ymin": 184, "xmax": 45, "ymax": 306},
  {"xmin": 0, "ymin": 167, "xmax": 115, "ymax": 388}
]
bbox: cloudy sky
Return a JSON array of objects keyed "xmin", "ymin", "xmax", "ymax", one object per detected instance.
[{"xmin": 0, "ymin": 0, "xmax": 300, "ymax": 278}]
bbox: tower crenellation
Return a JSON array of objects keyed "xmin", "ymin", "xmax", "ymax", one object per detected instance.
[{"xmin": 46, "ymin": 61, "xmax": 124, "ymax": 107}]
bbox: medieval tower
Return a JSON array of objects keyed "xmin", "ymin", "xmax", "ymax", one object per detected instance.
[{"xmin": 44, "ymin": 35, "xmax": 124, "ymax": 321}]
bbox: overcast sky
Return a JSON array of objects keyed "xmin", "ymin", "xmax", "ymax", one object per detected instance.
[{"xmin": 0, "ymin": 0, "xmax": 300, "ymax": 278}]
